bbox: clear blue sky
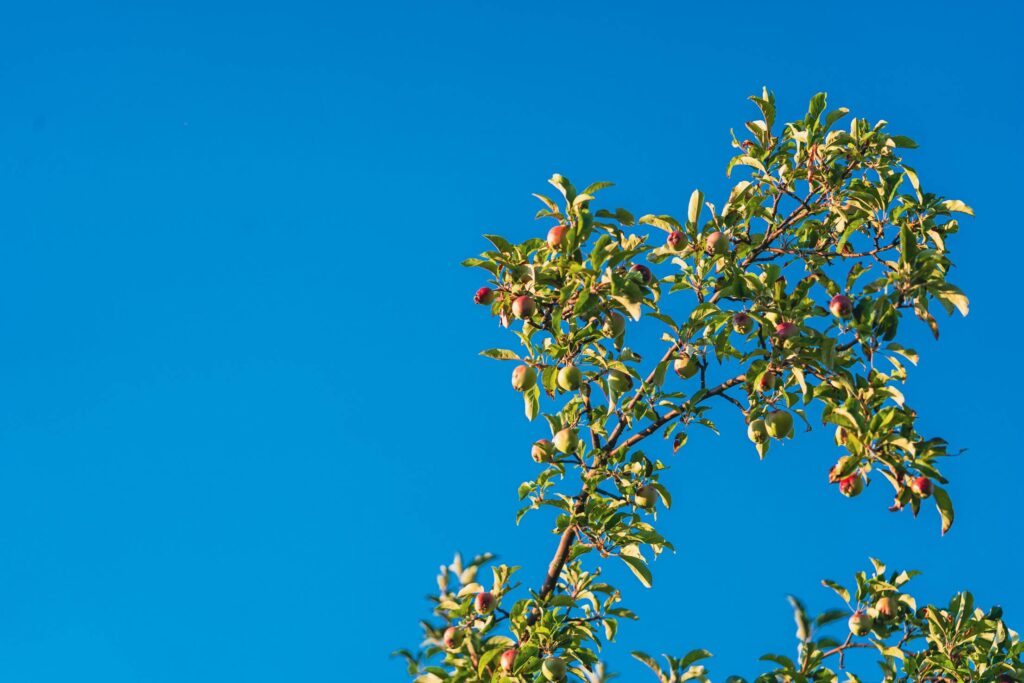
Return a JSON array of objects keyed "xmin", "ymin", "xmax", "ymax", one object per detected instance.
[{"xmin": 0, "ymin": 2, "xmax": 1020, "ymax": 681}]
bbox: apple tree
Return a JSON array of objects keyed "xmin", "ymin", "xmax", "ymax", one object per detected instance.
[{"xmin": 395, "ymin": 90, "xmax": 1019, "ymax": 682}]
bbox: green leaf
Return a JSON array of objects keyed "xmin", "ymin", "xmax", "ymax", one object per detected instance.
[
  {"xmin": 822, "ymin": 579, "xmax": 850, "ymax": 603},
  {"xmin": 524, "ymin": 385, "xmax": 540, "ymax": 421},
  {"xmin": 480, "ymin": 348, "xmax": 521, "ymax": 361},
  {"xmin": 620, "ymin": 555, "xmax": 653, "ymax": 588},
  {"xmin": 482, "ymin": 234, "xmax": 513, "ymax": 254},
  {"xmin": 934, "ymin": 486, "xmax": 954, "ymax": 535},
  {"xmin": 940, "ymin": 199, "xmax": 974, "ymax": 216},
  {"xmin": 687, "ymin": 189, "xmax": 704, "ymax": 226}
]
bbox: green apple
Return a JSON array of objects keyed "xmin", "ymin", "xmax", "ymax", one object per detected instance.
[
  {"xmin": 603, "ymin": 311, "xmax": 626, "ymax": 337},
  {"xmin": 765, "ymin": 410, "xmax": 793, "ymax": 438},
  {"xmin": 674, "ymin": 354, "xmax": 698, "ymax": 379},
  {"xmin": 747, "ymin": 419, "xmax": 769, "ymax": 443},
  {"xmin": 706, "ymin": 231, "xmax": 729, "ymax": 255},
  {"xmin": 634, "ymin": 484, "xmax": 658, "ymax": 509},
  {"xmin": 557, "ymin": 365, "xmax": 583, "ymax": 391},
  {"xmin": 511, "ymin": 365, "xmax": 537, "ymax": 391},
  {"xmin": 442, "ymin": 626, "xmax": 463, "ymax": 649},
  {"xmin": 542, "ymin": 657, "xmax": 567, "ymax": 681},
  {"xmin": 848, "ymin": 611, "xmax": 874, "ymax": 636},
  {"xmin": 839, "ymin": 474, "xmax": 864, "ymax": 497},
  {"xmin": 608, "ymin": 370, "xmax": 633, "ymax": 394},
  {"xmin": 553, "ymin": 428, "xmax": 580, "ymax": 454}
]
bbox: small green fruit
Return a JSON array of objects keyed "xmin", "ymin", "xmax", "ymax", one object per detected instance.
[
  {"xmin": 553, "ymin": 428, "xmax": 580, "ymax": 454},
  {"xmin": 765, "ymin": 410, "xmax": 793, "ymax": 438},
  {"xmin": 674, "ymin": 354, "xmax": 698, "ymax": 379},
  {"xmin": 608, "ymin": 370, "xmax": 633, "ymax": 394},
  {"xmin": 557, "ymin": 365, "xmax": 583, "ymax": 391},
  {"xmin": 848, "ymin": 611, "xmax": 874, "ymax": 636},
  {"xmin": 747, "ymin": 419, "xmax": 769, "ymax": 443},
  {"xmin": 542, "ymin": 657, "xmax": 567, "ymax": 681},
  {"xmin": 511, "ymin": 365, "xmax": 537, "ymax": 391},
  {"xmin": 634, "ymin": 484, "xmax": 658, "ymax": 509},
  {"xmin": 706, "ymin": 231, "xmax": 729, "ymax": 255},
  {"xmin": 603, "ymin": 311, "xmax": 626, "ymax": 337}
]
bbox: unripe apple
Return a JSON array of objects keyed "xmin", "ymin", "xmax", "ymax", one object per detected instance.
[
  {"xmin": 603, "ymin": 311, "xmax": 626, "ymax": 337},
  {"xmin": 628, "ymin": 460, "xmax": 647, "ymax": 476},
  {"xmin": 531, "ymin": 439, "xmax": 555, "ymax": 463},
  {"xmin": 474, "ymin": 591, "xmax": 495, "ymax": 615},
  {"xmin": 848, "ymin": 611, "xmax": 874, "ymax": 636},
  {"xmin": 875, "ymin": 596, "xmax": 900, "ymax": 619},
  {"xmin": 553, "ymin": 428, "xmax": 580, "ymax": 454},
  {"xmin": 747, "ymin": 419, "xmax": 769, "ymax": 443},
  {"xmin": 667, "ymin": 230, "xmax": 687, "ymax": 251},
  {"xmin": 706, "ymin": 231, "xmax": 729, "ymax": 255},
  {"xmin": 634, "ymin": 484, "xmax": 657, "ymax": 509},
  {"xmin": 732, "ymin": 311, "xmax": 753, "ymax": 334},
  {"xmin": 512, "ymin": 294, "xmax": 536, "ymax": 318},
  {"xmin": 442, "ymin": 626, "xmax": 463, "ymax": 648},
  {"xmin": 829, "ymin": 294, "xmax": 853, "ymax": 318},
  {"xmin": 542, "ymin": 656, "xmax": 567, "ymax": 681},
  {"xmin": 839, "ymin": 474, "xmax": 864, "ymax": 497},
  {"xmin": 911, "ymin": 476, "xmax": 933, "ymax": 498},
  {"xmin": 511, "ymin": 365, "xmax": 537, "ymax": 391},
  {"xmin": 774, "ymin": 322, "xmax": 799, "ymax": 340},
  {"xmin": 765, "ymin": 410, "xmax": 793, "ymax": 438},
  {"xmin": 474, "ymin": 287, "xmax": 495, "ymax": 305},
  {"xmin": 674, "ymin": 354, "xmax": 699, "ymax": 379},
  {"xmin": 630, "ymin": 263, "xmax": 653, "ymax": 284},
  {"xmin": 608, "ymin": 370, "xmax": 633, "ymax": 394},
  {"xmin": 557, "ymin": 365, "xmax": 583, "ymax": 391},
  {"xmin": 756, "ymin": 371, "xmax": 777, "ymax": 393},
  {"xmin": 547, "ymin": 224, "xmax": 568, "ymax": 250},
  {"xmin": 500, "ymin": 648, "xmax": 518, "ymax": 673}
]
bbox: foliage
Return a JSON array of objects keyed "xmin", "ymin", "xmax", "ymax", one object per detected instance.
[{"xmin": 395, "ymin": 90, "xmax": 1014, "ymax": 682}]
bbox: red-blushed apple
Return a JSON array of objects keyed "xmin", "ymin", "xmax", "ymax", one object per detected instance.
[
  {"xmin": 500, "ymin": 648, "xmax": 518, "ymax": 673},
  {"xmin": 557, "ymin": 365, "xmax": 582, "ymax": 391},
  {"xmin": 875, "ymin": 596, "xmax": 900, "ymax": 619},
  {"xmin": 839, "ymin": 474, "xmax": 864, "ymax": 497},
  {"xmin": 511, "ymin": 365, "xmax": 537, "ymax": 391},
  {"xmin": 512, "ymin": 295, "xmax": 536, "ymax": 318},
  {"xmin": 765, "ymin": 410, "xmax": 793, "ymax": 438},
  {"xmin": 829, "ymin": 293, "xmax": 853, "ymax": 318},
  {"xmin": 474, "ymin": 591, "xmax": 496, "ymax": 615},
  {"xmin": 634, "ymin": 484, "xmax": 657, "ymax": 509},
  {"xmin": 756, "ymin": 371, "xmax": 777, "ymax": 393},
  {"xmin": 630, "ymin": 264, "xmax": 653, "ymax": 284},
  {"xmin": 474, "ymin": 287, "xmax": 494, "ymax": 305},
  {"xmin": 848, "ymin": 611, "xmax": 874, "ymax": 636},
  {"xmin": 911, "ymin": 476, "xmax": 933, "ymax": 498},
  {"xmin": 667, "ymin": 230, "xmax": 687, "ymax": 251},
  {"xmin": 603, "ymin": 311, "xmax": 626, "ymax": 337},
  {"xmin": 732, "ymin": 311, "xmax": 753, "ymax": 334},
  {"xmin": 547, "ymin": 224, "xmax": 568, "ymax": 250},
  {"xmin": 553, "ymin": 428, "xmax": 580, "ymax": 454},
  {"xmin": 747, "ymin": 419, "xmax": 769, "ymax": 443},
  {"xmin": 774, "ymin": 322, "xmax": 799, "ymax": 340},
  {"xmin": 706, "ymin": 231, "xmax": 729, "ymax": 255},
  {"xmin": 442, "ymin": 626, "xmax": 463, "ymax": 649},
  {"xmin": 542, "ymin": 656, "xmax": 567, "ymax": 681},
  {"xmin": 674, "ymin": 354, "xmax": 698, "ymax": 379},
  {"xmin": 531, "ymin": 439, "xmax": 554, "ymax": 463}
]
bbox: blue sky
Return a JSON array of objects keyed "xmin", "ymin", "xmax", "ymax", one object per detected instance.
[{"xmin": 0, "ymin": 2, "xmax": 1020, "ymax": 681}]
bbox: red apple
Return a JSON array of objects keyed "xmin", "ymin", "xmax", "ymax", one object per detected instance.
[
  {"xmin": 911, "ymin": 476, "xmax": 933, "ymax": 498},
  {"xmin": 774, "ymin": 322, "xmax": 799, "ymax": 340},
  {"xmin": 839, "ymin": 474, "xmax": 864, "ymax": 497},
  {"xmin": 531, "ymin": 439, "xmax": 554, "ymax": 463},
  {"xmin": 500, "ymin": 648, "xmax": 518, "ymax": 673},
  {"xmin": 474, "ymin": 287, "xmax": 495, "ymax": 305},
  {"xmin": 630, "ymin": 264, "xmax": 653, "ymax": 284},
  {"xmin": 474, "ymin": 591, "xmax": 496, "ymax": 615},
  {"xmin": 829, "ymin": 294, "xmax": 853, "ymax": 318},
  {"xmin": 512, "ymin": 295, "xmax": 536, "ymax": 318},
  {"xmin": 732, "ymin": 311, "xmax": 753, "ymax": 334},
  {"xmin": 443, "ymin": 626, "xmax": 463, "ymax": 648},
  {"xmin": 547, "ymin": 224, "xmax": 568, "ymax": 250},
  {"xmin": 667, "ymin": 230, "xmax": 687, "ymax": 251}
]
